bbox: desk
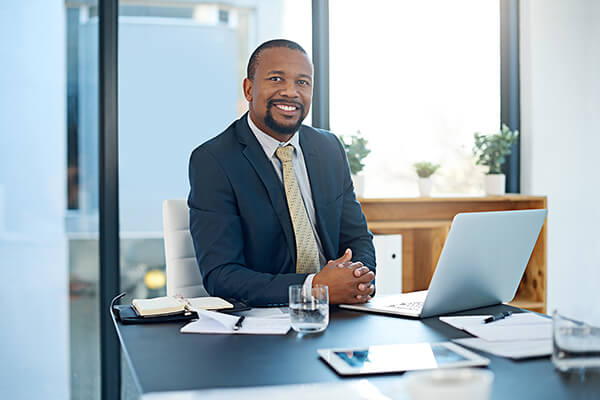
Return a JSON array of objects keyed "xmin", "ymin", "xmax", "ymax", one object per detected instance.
[
  {"xmin": 114, "ymin": 305, "xmax": 599, "ymax": 399},
  {"xmin": 358, "ymin": 196, "xmax": 548, "ymax": 313}
]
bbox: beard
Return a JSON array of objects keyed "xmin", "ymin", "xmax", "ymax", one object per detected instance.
[{"xmin": 264, "ymin": 101, "xmax": 306, "ymax": 135}]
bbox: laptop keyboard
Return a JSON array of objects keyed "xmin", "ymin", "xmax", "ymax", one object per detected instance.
[{"xmin": 389, "ymin": 301, "xmax": 424, "ymax": 311}]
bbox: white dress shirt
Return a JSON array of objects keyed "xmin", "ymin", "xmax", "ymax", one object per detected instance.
[{"xmin": 247, "ymin": 114, "xmax": 326, "ymax": 289}]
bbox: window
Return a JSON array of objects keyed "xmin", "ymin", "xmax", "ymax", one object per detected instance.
[{"xmin": 330, "ymin": 0, "xmax": 501, "ymax": 197}]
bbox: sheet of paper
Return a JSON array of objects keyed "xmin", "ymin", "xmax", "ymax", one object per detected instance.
[
  {"xmin": 440, "ymin": 313, "xmax": 551, "ymax": 330},
  {"xmin": 186, "ymin": 297, "xmax": 233, "ymax": 310},
  {"xmin": 181, "ymin": 309, "xmax": 290, "ymax": 335},
  {"xmin": 453, "ymin": 338, "xmax": 552, "ymax": 359},
  {"xmin": 239, "ymin": 307, "xmax": 289, "ymax": 319},
  {"xmin": 439, "ymin": 315, "xmax": 492, "ymax": 330},
  {"xmin": 464, "ymin": 322, "xmax": 551, "ymax": 342}
]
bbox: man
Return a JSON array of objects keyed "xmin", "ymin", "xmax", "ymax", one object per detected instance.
[{"xmin": 188, "ymin": 39, "xmax": 376, "ymax": 306}]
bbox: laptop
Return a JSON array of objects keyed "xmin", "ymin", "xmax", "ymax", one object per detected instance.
[{"xmin": 340, "ymin": 209, "xmax": 547, "ymax": 318}]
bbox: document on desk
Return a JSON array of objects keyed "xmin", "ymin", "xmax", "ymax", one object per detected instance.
[
  {"xmin": 181, "ymin": 308, "xmax": 291, "ymax": 335},
  {"xmin": 440, "ymin": 313, "xmax": 552, "ymax": 341},
  {"xmin": 440, "ymin": 313, "xmax": 552, "ymax": 359},
  {"xmin": 453, "ymin": 338, "xmax": 552, "ymax": 359},
  {"xmin": 238, "ymin": 307, "xmax": 289, "ymax": 319}
]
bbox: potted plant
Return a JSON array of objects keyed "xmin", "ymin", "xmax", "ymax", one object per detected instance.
[
  {"xmin": 413, "ymin": 161, "xmax": 440, "ymax": 197},
  {"xmin": 339, "ymin": 131, "xmax": 371, "ymax": 197},
  {"xmin": 473, "ymin": 124, "xmax": 519, "ymax": 195}
]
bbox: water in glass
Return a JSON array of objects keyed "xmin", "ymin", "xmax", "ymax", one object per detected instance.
[{"xmin": 289, "ymin": 284, "xmax": 329, "ymax": 333}]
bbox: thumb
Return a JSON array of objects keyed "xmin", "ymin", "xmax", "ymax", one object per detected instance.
[{"xmin": 334, "ymin": 248, "xmax": 352, "ymax": 267}]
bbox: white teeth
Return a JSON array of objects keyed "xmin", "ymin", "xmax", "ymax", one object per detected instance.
[{"xmin": 276, "ymin": 104, "xmax": 296, "ymax": 111}]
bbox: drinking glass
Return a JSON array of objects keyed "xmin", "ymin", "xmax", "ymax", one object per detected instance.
[
  {"xmin": 289, "ymin": 284, "xmax": 329, "ymax": 333},
  {"xmin": 552, "ymin": 310, "xmax": 600, "ymax": 372}
]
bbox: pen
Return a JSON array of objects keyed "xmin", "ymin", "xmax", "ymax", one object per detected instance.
[
  {"xmin": 483, "ymin": 311, "xmax": 512, "ymax": 324},
  {"xmin": 233, "ymin": 316, "xmax": 245, "ymax": 331}
]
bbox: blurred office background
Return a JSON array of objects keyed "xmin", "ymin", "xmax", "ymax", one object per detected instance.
[{"xmin": 1, "ymin": 0, "xmax": 599, "ymax": 398}]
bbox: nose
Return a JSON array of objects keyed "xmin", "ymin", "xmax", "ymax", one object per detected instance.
[{"xmin": 279, "ymin": 80, "xmax": 299, "ymax": 98}]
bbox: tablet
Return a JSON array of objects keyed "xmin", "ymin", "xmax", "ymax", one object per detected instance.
[{"xmin": 318, "ymin": 342, "xmax": 490, "ymax": 376}]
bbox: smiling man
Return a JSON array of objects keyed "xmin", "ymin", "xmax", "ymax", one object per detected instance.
[{"xmin": 188, "ymin": 39, "xmax": 376, "ymax": 306}]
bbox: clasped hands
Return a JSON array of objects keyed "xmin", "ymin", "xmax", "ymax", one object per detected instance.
[{"xmin": 312, "ymin": 248, "xmax": 375, "ymax": 304}]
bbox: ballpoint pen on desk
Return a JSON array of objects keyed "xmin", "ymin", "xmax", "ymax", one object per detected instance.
[
  {"xmin": 233, "ymin": 316, "xmax": 245, "ymax": 331},
  {"xmin": 483, "ymin": 311, "xmax": 512, "ymax": 324}
]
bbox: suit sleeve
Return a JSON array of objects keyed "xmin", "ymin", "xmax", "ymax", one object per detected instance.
[
  {"xmin": 334, "ymin": 137, "xmax": 376, "ymax": 273},
  {"xmin": 188, "ymin": 146, "xmax": 306, "ymax": 306}
]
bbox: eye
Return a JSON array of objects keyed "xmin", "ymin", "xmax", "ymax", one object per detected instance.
[
  {"xmin": 297, "ymin": 79, "xmax": 310, "ymax": 86},
  {"xmin": 269, "ymin": 76, "xmax": 282, "ymax": 82}
]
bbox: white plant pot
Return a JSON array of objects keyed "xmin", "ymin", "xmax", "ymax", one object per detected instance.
[
  {"xmin": 484, "ymin": 174, "xmax": 506, "ymax": 196},
  {"xmin": 352, "ymin": 174, "xmax": 365, "ymax": 198},
  {"xmin": 418, "ymin": 177, "xmax": 432, "ymax": 197}
]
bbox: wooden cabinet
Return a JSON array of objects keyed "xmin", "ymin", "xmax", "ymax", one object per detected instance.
[{"xmin": 359, "ymin": 195, "xmax": 547, "ymax": 313}]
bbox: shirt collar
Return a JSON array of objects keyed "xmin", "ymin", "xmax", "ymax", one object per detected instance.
[{"xmin": 247, "ymin": 113, "xmax": 301, "ymax": 159}]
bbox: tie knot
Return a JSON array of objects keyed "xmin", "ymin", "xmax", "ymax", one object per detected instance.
[{"xmin": 275, "ymin": 145, "xmax": 294, "ymax": 163}]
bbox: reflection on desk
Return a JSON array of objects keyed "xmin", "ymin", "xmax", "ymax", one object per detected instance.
[{"xmin": 143, "ymin": 380, "xmax": 402, "ymax": 400}]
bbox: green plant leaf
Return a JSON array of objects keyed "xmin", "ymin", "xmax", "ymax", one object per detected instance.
[
  {"xmin": 472, "ymin": 124, "xmax": 519, "ymax": 174},
  {"xmin": 339, "ymin": 131, "xmax": 371, "ymax": 175}
]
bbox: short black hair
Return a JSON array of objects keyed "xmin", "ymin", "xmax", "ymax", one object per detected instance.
[{"xmin": 246, "ymin": 39, "xmax": 308, "ymax": 81}]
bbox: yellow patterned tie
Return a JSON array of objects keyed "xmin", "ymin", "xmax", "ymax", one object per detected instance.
[{"xmin": 275, "ymin": 145, "xmax": 320, "ymax": 274}]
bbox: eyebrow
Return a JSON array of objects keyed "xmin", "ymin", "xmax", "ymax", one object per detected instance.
[{"xmin": 266, "ymin": 70, "xmax": 313, "ymax": 81}]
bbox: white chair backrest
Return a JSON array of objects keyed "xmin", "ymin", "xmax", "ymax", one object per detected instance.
[{"xmin": 162, "ymin": 199, "xmax": 208, "ymax": 298}]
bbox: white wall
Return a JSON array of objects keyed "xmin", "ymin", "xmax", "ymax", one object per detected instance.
[{"xmin": 520, "ymin": 0, "xmax": 600, "ymax": 323}]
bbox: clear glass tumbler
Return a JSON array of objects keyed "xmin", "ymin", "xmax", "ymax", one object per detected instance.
[
  {"xmin": 552, "ymin": 310, "xmax": 600, "ymax": 372},
  {"xmin": 289, "ymin": 284, "xmax": 329, "ymax": 333}
]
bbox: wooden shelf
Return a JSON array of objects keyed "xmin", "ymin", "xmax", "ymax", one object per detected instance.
[
  {"xmin": 368, "ymin": 220, "xmax": 451, "ymax": 232},
  {"xmin": 509, "ymin": 299, "xmax": 545, "ymax": 313},
  {"xmin": 359, "ymin": 195, "xmax": 548, "ymax": 313}
]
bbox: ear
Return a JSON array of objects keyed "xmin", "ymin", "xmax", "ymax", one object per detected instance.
[{"xmin": 243, "ymin": 78, "xmax": 253, "ymax": 102}]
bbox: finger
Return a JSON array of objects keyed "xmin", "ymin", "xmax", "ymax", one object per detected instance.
[
  {"xmin": 347, "ymin": 261, "xmax": 364, "ymax": 269},
  {"xmin": 340, "ymin": 248, "xmax": 352, "ymax": 263},
  {"xmin": 354, "ymin": 294, "xmax": 370, "ymax": 303},
  {"xmin": 328, "ymin": 248, "xmax": 352, "ymax": 267},
  {"xmin": 347, "ymin": 295, "xmax": 366, "ymax": 304},
  {"xmin": 337, "ymin": 261, "xmax": 353, "ymax": 269},
  {"xmin": 357, "ymin": 283, "xmax": 375, "ymax": 294},
  {"xmin": 353, "ymin": 265, "xmax": 369, "ymax": 277},
  {"xmin": 357, "ymin": 271, "xmax": 375, "ymax": 283}
]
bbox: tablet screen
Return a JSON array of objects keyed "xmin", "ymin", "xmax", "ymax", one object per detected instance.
[{"xmin": 331, "ymin": 343, "xmax": 470, "ymax": 374}]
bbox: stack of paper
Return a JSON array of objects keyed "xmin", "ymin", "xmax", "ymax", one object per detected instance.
[
  {"xmin": 440, "ymin": 313, "xmax": 552, "ymax": 359},
  {"xmin": 181, "ymin": 308, "xmax": 291, "ymax": 335}
]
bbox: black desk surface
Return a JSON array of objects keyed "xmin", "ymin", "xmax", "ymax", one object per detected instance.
[{"xmin": 114, "ymin": 304, "xmax": 600, "ymax": 399}]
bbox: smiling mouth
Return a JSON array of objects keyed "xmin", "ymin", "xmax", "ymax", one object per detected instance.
[{"xmin": 275, "ymin": 104, "xmax": 297, "ymax": 112}]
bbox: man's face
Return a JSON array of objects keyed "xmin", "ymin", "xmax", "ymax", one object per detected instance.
[{"xmin": 244, "ymin": 47, "xmax": 313, "ymax": 139}]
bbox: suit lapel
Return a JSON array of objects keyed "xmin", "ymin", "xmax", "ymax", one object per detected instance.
[{"xmin": 235, "ymin": 116, "xmax": 296, "ymax": 265}]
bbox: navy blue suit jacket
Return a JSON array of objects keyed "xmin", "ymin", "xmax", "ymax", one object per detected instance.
[{"xmin": 188, "ymin": 114, "xmax": 375, "ymax": 306}]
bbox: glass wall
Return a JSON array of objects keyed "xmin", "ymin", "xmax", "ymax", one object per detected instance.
[
  {"xmin": 330, "ymin": 0, "xmax": 501, "ymax": 197},
  {"xmin": 66, "ymin": 1, "xmax": 102, "ymax": 399},
  {"xmin": 0, "ymin": 1, "xmax": 99, "ymax": 398},
  {"xmin": 114, "ymin": 0, "xmax": 312, "ymax": 396}
]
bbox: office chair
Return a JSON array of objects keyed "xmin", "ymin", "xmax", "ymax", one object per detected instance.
[{"xmin": 162, "ymin": 199, "xmax": 209, "ymax": 298}]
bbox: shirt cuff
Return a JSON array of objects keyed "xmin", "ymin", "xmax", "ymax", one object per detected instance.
[{"xmin": 303, "ymin": 273, "xmax": 316, "ymax": 291}]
